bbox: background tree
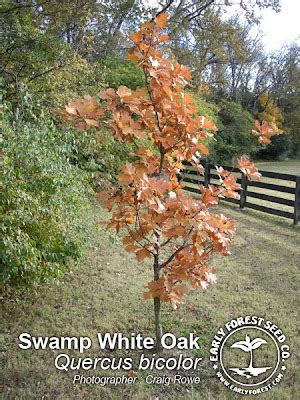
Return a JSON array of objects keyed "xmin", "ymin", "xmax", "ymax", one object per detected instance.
[{"xmin": 0, "ymin": 0, "xmax": 98, "ymax": 111}]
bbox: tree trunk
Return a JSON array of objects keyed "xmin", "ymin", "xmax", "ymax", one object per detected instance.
[
  {"xmin": 153, "ymin": 256, "xmax": 162, "ymax": 351},
  {"xmin": 154, "ymin": 296, "xmax": 162, "ymax": 351}
]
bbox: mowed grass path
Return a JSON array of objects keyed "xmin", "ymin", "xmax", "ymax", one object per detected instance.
[{"xmin": 1, "ymin": 163, "xmax": 300, "ymax": 400}]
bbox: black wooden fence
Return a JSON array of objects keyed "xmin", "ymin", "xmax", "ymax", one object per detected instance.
[{"xmin": 181, "ymin": 161, "xmax": 300, "ymax": 225}]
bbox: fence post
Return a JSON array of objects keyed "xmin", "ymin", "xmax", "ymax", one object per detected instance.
[
  {"xmin": 294, "ymin": 176, "xmax": 300, "ymax": 225},
  {"xmin": 204, "ymin": 162, "xmax": 211, "ymax": 188},
  {"xmin": 240, "ymin": 172, "xmax": 248, "ymax": 209}
]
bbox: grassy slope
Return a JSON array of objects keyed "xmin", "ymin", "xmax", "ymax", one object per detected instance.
[{"xmin": 1, "ymin": 170, "xmax": 300, "ymax": 400}]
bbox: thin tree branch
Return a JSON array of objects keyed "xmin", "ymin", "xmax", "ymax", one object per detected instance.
[
  {"xmin": 159, "ymin": 242, "xmax": 191, "ymax": 270},
  {"xmin": 26, "ymin": 65, "xmax": 63, "ymax": 83}
]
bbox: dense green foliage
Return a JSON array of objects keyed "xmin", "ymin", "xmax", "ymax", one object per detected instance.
[
  {"xmin": 1, "ymin": 1, "xmax": 97, "ymax": 110},
  {"xmin": 71, "ymin": 127, "xmax": 135, "ymax": 186},
  {"xmin": 255, "ymin": 134, "xmax": 294, "ymax": 161},
  {"xmin": 193, "ymin": 95, "xmax": 220, "ymax": 125},
  {"xmin": 210, "ymin": 101, "xmax": 258, "ymax": 164},
  {"xmin": 101, "ymin": 57, "xmax": 145, "ymax": 90},
  {"xmin": 1, "ymin": 119, "xmax": 91, "ymax": 286}
]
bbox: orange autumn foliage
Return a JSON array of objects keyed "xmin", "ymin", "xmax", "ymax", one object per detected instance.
[
  {"xmin": 57, "ymin": 13, "xmax": 268, "ymax": 307},
  {"xmin": 252, "ymin": 120, "xmax": 278, "ymax": 144}
]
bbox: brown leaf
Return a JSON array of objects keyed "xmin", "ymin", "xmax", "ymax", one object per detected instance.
[
  {"xmin": 136, "ymin": 248, "xmax": 151, "ymax": 261},
  {"xmin": 155, "ymin": 12, "xmax": 169, "ymax": 29}
]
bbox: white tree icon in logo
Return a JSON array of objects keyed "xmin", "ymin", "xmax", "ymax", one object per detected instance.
[{"xmin": 229, "ymin": 335, "xmax": 272, "ymax": 378}]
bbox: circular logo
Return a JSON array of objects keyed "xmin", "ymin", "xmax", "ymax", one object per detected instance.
[{"xmin": 210, "ymin": 316, "xmax": 290, "ymax": 395}]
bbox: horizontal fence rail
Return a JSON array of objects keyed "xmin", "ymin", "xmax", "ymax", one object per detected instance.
[{"xmin": 181, "ymin": 161, "xmax": 300, "ymax": 225}]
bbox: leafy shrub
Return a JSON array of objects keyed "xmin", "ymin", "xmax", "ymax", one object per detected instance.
[
  {"xmin": 192, "ymin": 95, "xmax": 220, "ymax": 125},
  {"xmin": 100, "ymin": 57, "xmax": 145, "ymax": 90},
  {"xmin": 88, "ymin": 129, "xmax": 135, "ymax": 185},
  {"xmin": 1, "ymin": 119, "xmax": 92, "ymax": 286},
  {"xmin": 210, "ymin": 101, "xmax": 258, "ymax": 164},
  {"xmin": 55, "ymin": 124, "xmax": 135, "ymax": 187}
]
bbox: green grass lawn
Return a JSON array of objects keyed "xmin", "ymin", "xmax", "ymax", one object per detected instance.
[{"xmin": 255, "ymin": 160, "xmax": 300, "ymax": 175}]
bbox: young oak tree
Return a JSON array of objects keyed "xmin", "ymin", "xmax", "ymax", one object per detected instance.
[{"xmin": 57, "ymin": 13, "xmax": 266, "ymax": 349}]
